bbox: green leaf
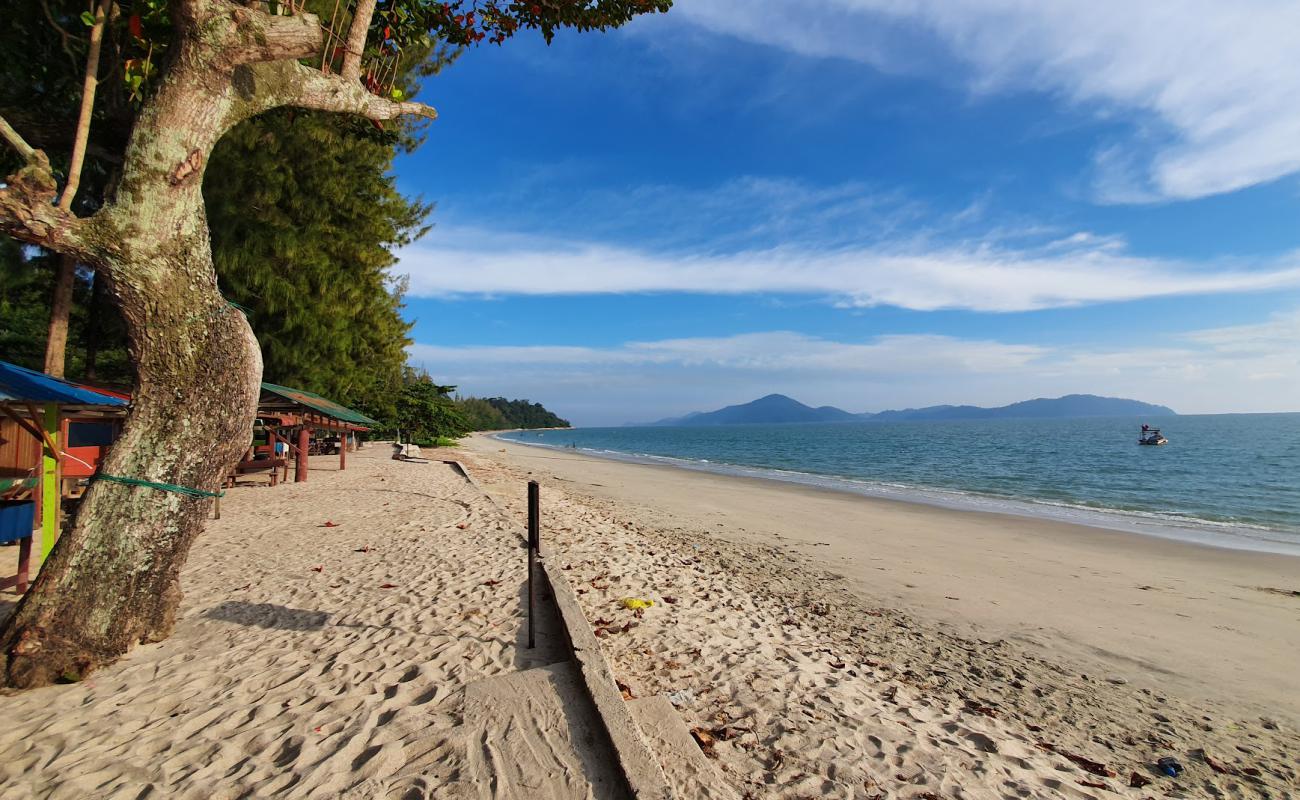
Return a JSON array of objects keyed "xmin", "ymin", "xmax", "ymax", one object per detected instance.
[
  {"xmin": 390, "ymin": 88, "xmax": 404, "ymax": 100},
  {"xmin": 80, "ymin": 10, "xmax": 96, "ymax": 26}
]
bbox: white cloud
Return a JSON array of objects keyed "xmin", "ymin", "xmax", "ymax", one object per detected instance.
[
  {"xmin": 669, "ymin": 0, "xmax": 1300, "ymax": 200},
  {"xmin": 396, "ymin": 226, "xmax": 1300, "ymax": 312},
  {"xmin": 409, "ymin": 311, "xmax": 1300, "ymax": 425}
]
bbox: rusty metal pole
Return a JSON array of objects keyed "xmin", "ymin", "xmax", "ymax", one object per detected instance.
[{"xmin": 527, "ymin": 480, "xmax": 539, "ymax": 649}]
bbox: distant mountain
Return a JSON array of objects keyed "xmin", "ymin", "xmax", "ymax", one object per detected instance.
[
  {"xmin": 646, "ymin": 393, "xmax": 1174, "ymax": 426},
  {"xmin": 867, "ymin": 394, "xmax": 1176, "ymax": 421},
  {"xmin": 649, "ymin": 394, "xmax": 859, "ymax": 426}
]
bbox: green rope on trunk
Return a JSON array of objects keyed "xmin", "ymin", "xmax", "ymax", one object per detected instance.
[{"xmin": 95, "ymin": 474, "xmax": 224, "ymax": 498}]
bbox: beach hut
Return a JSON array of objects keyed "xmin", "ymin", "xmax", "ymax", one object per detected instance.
[
  {"xmin": 0, "ymin": 360, "xmax": 128, "ymax": 590},
  {"xmin": 255, "ymin": 382, "xmax": 378, "ymax": 482}
]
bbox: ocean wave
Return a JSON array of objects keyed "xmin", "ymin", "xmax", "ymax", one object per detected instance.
[{"xmin": 493, "ymin": 431, "xmax": 1300, "ymax": 556}]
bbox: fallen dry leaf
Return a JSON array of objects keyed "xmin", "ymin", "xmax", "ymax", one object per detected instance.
[{"xmin": 1036, "ymin": 742, "xmax": 1116, "ymax": 778}]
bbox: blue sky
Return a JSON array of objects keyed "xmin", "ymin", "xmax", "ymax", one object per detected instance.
[{"xmin": 394, "ymin": 0, "xmax": 1300, "ymax": 426}]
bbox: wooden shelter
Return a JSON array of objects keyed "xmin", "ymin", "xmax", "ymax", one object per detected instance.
[
  {"xmin": 255, "ymin": 382, "xmax": 377, "ymax": 482},
  {"xmin": 0, "ymin": 360, "xmax": 128, "ymax": 591}
]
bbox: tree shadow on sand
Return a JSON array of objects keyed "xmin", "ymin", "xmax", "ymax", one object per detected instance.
[{"xmin": 202, "ymin": 600, "xmax": 330, "ymax": 631}]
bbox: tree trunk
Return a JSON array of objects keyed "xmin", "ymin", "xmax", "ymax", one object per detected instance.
[
  {"xmin": 43, "ymin": 255, "xmax": 77, "ymax": 378},
  {"xmin": 0, "ymin": 23, "xmax": 265, "ymax": 688},
  {"xmin": 1, "ymin": 230, "xmax": 262, "ymax": 689},
  {"xmin": 0, "ymin": 0, "xmax": 433, "ymax": 689}
]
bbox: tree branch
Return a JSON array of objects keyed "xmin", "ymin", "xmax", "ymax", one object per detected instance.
[
  {"xmin": 222, "ymin": 3, "xmax": 323, "ymax": 66},
  {"xmin": 340, "ymin": 0, "xmax": 378, "ymax": 82},
  {"xmin": 236, "ymin": 60, "xmax": 437, "ymax": 123},
  {"xmin": 59, "ymin": 0, "xmax": 112, "ymax": 212},
  {"xmin": 0, "ymin": 116, "xmax": 97, "ymax": 264},
  {"xmin": 0, "ymin": 116, "xmax": 40, "ymax": 163}
]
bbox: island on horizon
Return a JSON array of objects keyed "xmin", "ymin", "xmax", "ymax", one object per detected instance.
[{"xmin": 645, "ymin": 392, "xmax": 1177, "ymax": 427}]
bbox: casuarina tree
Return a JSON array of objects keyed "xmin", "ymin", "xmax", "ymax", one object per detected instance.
[{"xmin": 0, "ymin": 0, "xmax": 670, "ymax": 689}]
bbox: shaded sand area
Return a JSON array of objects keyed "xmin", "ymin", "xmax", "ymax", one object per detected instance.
[
  {"xmin": 0, "ymin": 447, "xmax": 626, "ymax": 799},
  {"xmin": 459, "ymin": 434, "xmax": 1300, "ymax": 799}
]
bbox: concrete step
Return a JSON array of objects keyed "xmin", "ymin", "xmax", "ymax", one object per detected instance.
[
  {"xmin": 463, "ymin": 662, "xmax": 630, "ymax": 800},
  {"xmin": 628, "ymin": 696, "xmax": 741, "ymax": 800}
]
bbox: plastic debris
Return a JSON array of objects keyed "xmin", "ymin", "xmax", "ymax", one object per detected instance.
[
  {"xmin": 666, "ymin": 688, "xmax": 695, "ymax": 707},
  {"xmin": 1157, "ymin": 757, "xmax": 1183, "ymax": 777},
  {"xmin": 620, "ymin": 598, "xmax": 654, "ymax": 610}
]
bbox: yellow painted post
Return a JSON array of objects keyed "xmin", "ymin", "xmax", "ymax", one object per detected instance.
[{"xmin": 41, "ymin": 405, "xmax": 60, "ymax": 558}]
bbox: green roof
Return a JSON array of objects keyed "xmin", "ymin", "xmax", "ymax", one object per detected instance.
[{"xmin": 259, "ymin": 382, "xmax": 380, "ymax": 427}]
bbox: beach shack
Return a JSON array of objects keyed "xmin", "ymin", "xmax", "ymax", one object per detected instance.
[
  {"xmin": 0, "ymin": 360, "xmax": 128, "ymax": 591},
  {"xmin": 255, "ymin": 382, "xmax": 377, "ymax": 482}
]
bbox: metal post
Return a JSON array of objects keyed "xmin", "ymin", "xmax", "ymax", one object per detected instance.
[
  {"xmin": 527, "ymin": 480, "xmax": 539, "ymax": 649},
  {"xmin": 528, "ymin": 480, "xmax": 540, "ymax": 555}
]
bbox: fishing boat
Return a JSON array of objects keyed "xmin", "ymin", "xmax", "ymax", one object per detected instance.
[{"xmin": 1138, "ymin": 424, "xmax": 1168, "ymax": 446}]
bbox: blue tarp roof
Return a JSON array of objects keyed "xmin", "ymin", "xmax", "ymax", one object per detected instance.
[{"xmin": 0, "ymin": 360, "xmax": 128, "ymax": 407}]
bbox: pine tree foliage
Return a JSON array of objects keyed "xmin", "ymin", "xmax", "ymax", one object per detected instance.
[{"xmin": 204, "ymin": 109, "xmax": 429, "ymax": 421}]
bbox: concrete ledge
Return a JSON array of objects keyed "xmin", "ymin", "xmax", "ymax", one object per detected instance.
[
  {"xmin": 452, "ymin": 459, "xmax": 675, "ymax": 800},
  {"xmin": 543, "ymin": 559, "xmax": 676, "ymax": 800}
]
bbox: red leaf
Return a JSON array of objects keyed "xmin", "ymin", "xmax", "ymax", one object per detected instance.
[
  {"xmin": 129, "ymin": 14, "xmax": 142, "ymax": 38},
  {"xmin": 310, "ymin": 565, "xmax": 323, "ymax": 572},
  {"xmin": 379, "ymin": 583, "xmax": 397, "ymax": 589},
  {"xmin": 321, "ymin": 521, "xmax": 339, "ymax": 527}
]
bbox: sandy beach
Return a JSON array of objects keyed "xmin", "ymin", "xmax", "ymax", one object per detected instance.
[
  {"xmin": 1, "ymin": 436, "xmax": 1296, "ymax": 798},
  {"xmin": 0, "ymin": 446, "xmax": 615, "ymax": 799},
  {"xmin": 459, "ymin": 434, "xmax": 1300, "ymax": 798}
]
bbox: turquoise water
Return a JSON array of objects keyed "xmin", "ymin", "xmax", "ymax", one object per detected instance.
[{"xmin": 499, "ymin": 414, "xmax": 1300, "ymax": 554}]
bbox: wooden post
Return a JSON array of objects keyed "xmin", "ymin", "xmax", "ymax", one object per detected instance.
[
  {"xmin": 40, "ymin": 405, "xmax": 60, "ymax": 559},
  {"xmin": 296, "ymin": 426, "xmax": 310, "ymax": 482},
  {"xmin": 339, "ymin": 428, "xmax": 347, "ymax": 471},
  {"xmin": 16, "ymin": 535, "xmax": 31, "ymax": 593}
]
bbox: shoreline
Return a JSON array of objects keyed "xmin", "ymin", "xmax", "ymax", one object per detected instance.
[
  {"xmin": 467, "ymin": 433, "xmax": 1300, "ymax": 722},
  {"xmin": 492, "ymin": 431, "xmax": 1300, "ymax": 557}
]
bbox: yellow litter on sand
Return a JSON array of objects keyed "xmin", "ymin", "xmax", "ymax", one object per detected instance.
[{"xmin": 621, "ymin": 598, "xmax": 654, "ymax": 610}]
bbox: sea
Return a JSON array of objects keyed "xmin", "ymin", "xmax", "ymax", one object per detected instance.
[{"xmin": 497, "ymin": 414, "xmax": 1300, "ymax": 556}]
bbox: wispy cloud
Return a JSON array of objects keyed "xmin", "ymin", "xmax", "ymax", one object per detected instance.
[
  {"xmin": 396, "ymin": 225, "xmax": 1300, "ymax": 312},
  {"xmin": 668, "ymin": 0, "xmax": 1300, "ymax": 201},
  {"xmin": 410, "ymin": 310, "xmax": 1300, "ymax": 424}
]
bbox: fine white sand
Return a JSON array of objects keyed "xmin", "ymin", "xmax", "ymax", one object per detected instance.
[
  {"xmin": 459, "ymin": 434, "xmax": 1300, "ymax": 799},
  {"xmin": 2, "ymin": 435, "xmax": 1297, "ymax": 799},
  {"xmin": 0, "ymin": 447, "xmax": 608, "ymax": 799}
]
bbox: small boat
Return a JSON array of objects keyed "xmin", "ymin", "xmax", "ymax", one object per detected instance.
[{"xmin": 1138, "ymin": 424, "xmax": 1168, "ymax": 446}]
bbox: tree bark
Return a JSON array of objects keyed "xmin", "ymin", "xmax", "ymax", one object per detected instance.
[
  {"xmin": 340, "ymin": 0, "xmax": 378, "ymax": 81},
  {"xmin": 43, "ymin": 255, "xmax": 77, "ymax": 378},
  {"xmin": 0, "ymin": 0, "xmax": 435, "ymax": 689}
]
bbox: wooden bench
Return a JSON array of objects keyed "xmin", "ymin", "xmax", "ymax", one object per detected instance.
[{"xmin": 225, "ymin": 457, "xmax": 288, "ymax": 488}]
